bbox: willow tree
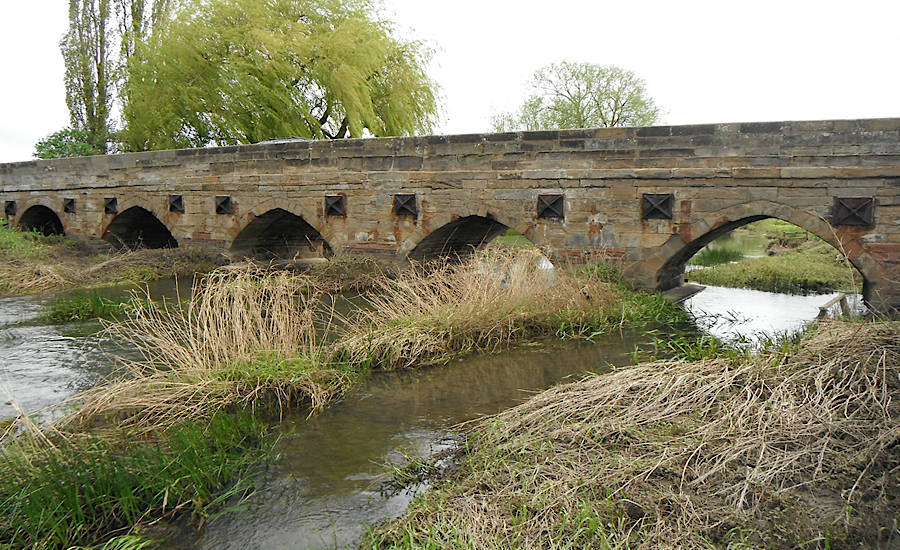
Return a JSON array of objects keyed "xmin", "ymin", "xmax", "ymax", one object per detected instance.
[
  {"xmin": 120, "ymin": 0, "xmax": 439, "ymax": 151},
  {"xmin": 492, "ymin": 62, "xmax": 660, "ymax": 132},
  {"xmin": 115, "ymin": 0, "xmax": 177, "ymax": 60}
]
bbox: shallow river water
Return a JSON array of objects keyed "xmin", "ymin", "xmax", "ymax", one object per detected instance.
[
  {"xmin": 0, "ymin": 278, "xmax": 862, "ymax": 548},
  {"xmin": 0, "ymin": 279, "xmax": 191, "ymax": 420},
  {"xmin": 159, "ymin": 339, "xmax": 637, "ymax": 549}
]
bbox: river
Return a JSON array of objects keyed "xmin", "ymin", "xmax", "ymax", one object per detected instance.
[{"xmin": 0, "ymin": 279, "xmax": 859, "ymax": 548}]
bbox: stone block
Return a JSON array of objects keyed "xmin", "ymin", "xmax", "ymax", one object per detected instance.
[{"xmin": 393, "ymin": 156, "xmax": 424, "ymax": 171}]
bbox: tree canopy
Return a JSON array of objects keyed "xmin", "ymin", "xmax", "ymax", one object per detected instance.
[
  {"xmin": 120, "ymin": 0, "xmax": 439, "ymax": 151},
  {"xmin": 492, "ymin": 62, "xmax": 660, "ymax": 132},
  {"xmin": 34, "ymin": 128, "xmax": 103, "ymax": 159},
  {"xmin": 50, "ymin": 0, "xmax": 175, "ymax": 157},
  {"xmin": 62, "ymin": 0, "xmax": 115, "ymax": 153}
]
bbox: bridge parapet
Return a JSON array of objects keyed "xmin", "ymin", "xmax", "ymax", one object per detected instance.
[{"xmin": 1, "ymin": 118, "xmax": 898, "ymax": 312}]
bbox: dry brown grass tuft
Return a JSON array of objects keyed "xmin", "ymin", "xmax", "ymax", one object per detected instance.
[
  {"xmin": 301, "ymin": 254, "xmax": 401, "ymax": 293},
  {"xmin": 0, "ymin": 245, "xmax": 225, "ymax": 296},
  {"xmin": 371, "ymin": 320, "xmax": 900, "ymax": 549},
  {"xmin": 59, "ymin": 266, "xmax": 351, "ymax": 433},
  {"xmin": 335, "ymin": 248, "xmax": 619, "ymax": 369}
]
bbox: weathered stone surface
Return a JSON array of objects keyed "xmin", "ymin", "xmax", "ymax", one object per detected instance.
[{"xmin": 1, "ymin": 118, "xmax": 898, "ymax": 312}]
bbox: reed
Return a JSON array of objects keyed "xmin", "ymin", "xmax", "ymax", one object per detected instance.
[
  {"xmin": 335, "ymin": 249, "xmax": 683, "ymax": 369},
  {"xmin": 60, "ymin": 266, "xmax": 352, "ymax": 433},
  {"xmin": 368, "ymin": 320, "xmax": 900, "ymax": 549},
  {"xmin": 55, "ymin": 251, "xmax": 683, "ymax": 433}
]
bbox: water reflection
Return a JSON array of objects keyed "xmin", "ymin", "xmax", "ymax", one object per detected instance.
[{"xmin": 684, "ymin": 284, "xmax": 864, "ymax": 343}]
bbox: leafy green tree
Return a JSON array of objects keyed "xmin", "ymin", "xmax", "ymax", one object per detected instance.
[
  {"xmin": 62, "ymin": 0, "xmax": 115, "ymax": 153},
  {"xmin": 34, "ymin": 128, "xmax": 103, "ymax": 159},
  {"xmin": 114, "ymin": 0, "xmax": 177, "ymax": 60},
  {"xmin": 120, "ymin": 0, "xmax": 439, "ymax": 151},
  {"xmin": 492, "ymin": 62, "xmax": 661, "ymax": 132}
]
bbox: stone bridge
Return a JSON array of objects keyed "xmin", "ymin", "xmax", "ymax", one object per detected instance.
[{"xmin": 1, "ymin": 119, "xmax": 898, "ymax": 312}]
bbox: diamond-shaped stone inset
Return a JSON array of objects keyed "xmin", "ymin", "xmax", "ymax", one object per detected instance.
[
  {"xmin": 104, "ymin": 197, "xmax": 118, "ymax": 215},
  {"xmin": 169, "ymin": 194, "xmax": 185, "ymax": 214},
  {"xmin": 641, "ymin": 193, "xmax": 674, "ymax": 220},
  {"xmin": 832, "ymin": 197, "xmax": 874, "ymax": 227},
  {"xmin": 393, "ymin": 194, "xmax": 417, "ymax": 217},
  {"xmin": 215, "ymin": 195, "xmax": 234, "ymax": 215},
  {"xmin": 63, "ymin": 198, "xmax": 76, "ymax": 214},
  {"xmin": 325, "ymin": 195, "xmax": 346, "ymax": 217},
  {"xmin": 537, "ymin": 194, "xmax": 564, "ymax": 220},
  {"xmin": 4, "ymin": 200, "xmax": 16, "ymax": 218}
]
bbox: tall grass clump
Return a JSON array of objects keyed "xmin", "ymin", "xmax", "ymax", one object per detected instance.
[
  {"xmin": 0, "ymin": 411, "xmax": 272, "ymax": 550},
  {"xmin": 41, "ymin": 292, "xmax": 137, "ymax": 323},
  {"xmin": 0, "ymin": 219, "xmax": 47, "ymax": 258},
  {"xmin": 301, "ymin": 254, "xmax": 399, "ymax": 292},
  {"xmin": 688, "ymin": 245, "xmax": 743, "ymax": 266},
  {"xmin": 336, "ymin": 249, "xmax": 684, "ymax": 370},
  {"xmin": 368, "ymin": 320, "xmax": 900, "ymax": 549},
  {"xmin": 0, "ymin": 228, "xmax": 226, "ymax": 297},
  {"xmin": 62, "ymin": 266, "xmax": 352, "ymax": 433}
]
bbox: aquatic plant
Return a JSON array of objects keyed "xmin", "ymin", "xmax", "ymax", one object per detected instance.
[
  {"xmin": 41, "ymin": 292, "xmax": 138, "ymax": 323},
  {"xmin": 0, "ymin": 411, "xmax": 272, "ymax": 550},
  {"xmin": 368, "ymin": 320, "xmax": 900, "ymax": 548},
  {"xmin": 59, "ymin": 250, "xmax": 686, "ymax": 432},
  {"xmin": 688, "ymin": 245, "xmax": 743, "ymax": 266}
]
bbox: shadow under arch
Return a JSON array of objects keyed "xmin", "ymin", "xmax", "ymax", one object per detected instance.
[
  {"xmin": 656, "ymin": 213, "xmax": 871, "ymax": 300},
  {"xmin": 408, "ymin": 215, "xmax": 519, "ymax": 262},
  {"xmin": 231, "ymin": 208, "xmax": 333, "ymax": 259},
  {"xmin": 102, "ymin": 206, "xmax": 178, "ymax": 249},
  {"xmin": 18, "ymin": 205, "xmax": 65, "ymax": 236}
]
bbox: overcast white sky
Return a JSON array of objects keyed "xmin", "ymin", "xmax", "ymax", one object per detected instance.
[{"xmin": 1, "ymin": 0, "xmax": 897, "ymax": 163}]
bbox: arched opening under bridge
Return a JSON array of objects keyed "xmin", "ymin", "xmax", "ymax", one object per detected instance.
[
  {"xmin": 658, "ymin": 215, "xmax": 873, "ymax": 333},
  {"xmin": 18, "ymin": 205, "xmax": 65, "ymax": 236},
  {"xmin": 657, "ymin": 215, "xmax": 867, "ymax": 294},
  {"xmin": 230, "ymin": 208, "xmax": 332, "ymax": 260},
  {"xmin": 102, "ymin": 206, "xmax": 178, "ymax": 249},
  {"xmin": 408, "ymin": 215, "xmax": 537, "ymax": 262}
]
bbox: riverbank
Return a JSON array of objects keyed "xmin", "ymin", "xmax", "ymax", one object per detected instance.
[
  {"xmin": 0, "ymin": 412, "xmax": 274, "ymax": 550},
  {"xmin": 687, "ymin": 239, "xmax": 861, "ymax": 294},
  {"xmin": 368, "ymin": 319, "xmax": 899, "ymax": 549},
  {"xmin": 0, "ymin": 221, "xmax": 227, "ymax": 297},
  {"xmin": 686, "ymin": 220, "xmax": 862, "ymax": 294}
]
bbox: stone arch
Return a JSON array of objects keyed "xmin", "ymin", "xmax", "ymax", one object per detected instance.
[
  {"xmin": 408, "ymin": 215, "xmax": 530, "ymax": 261},
  {"xmin": 102, "ymin": 206, "xmax": 178, "ymax": 249},
  {"xmin": 230, "ymin": 208, "xmax": 332, "ymax": 259},
  {"xmin": 653, "ymin": 200, "xmax": 878, "ymax": 303},
  {"xmin": 18, "ymin": 205, "xmax": 65, "ymax": 236}
]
